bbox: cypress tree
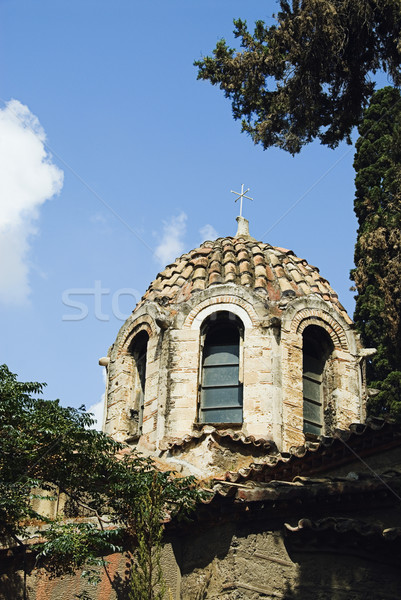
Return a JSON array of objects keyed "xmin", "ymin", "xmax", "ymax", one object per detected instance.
[{"xmin": 351, "ymin": 86, "xmax": 401, "ymax": 419}]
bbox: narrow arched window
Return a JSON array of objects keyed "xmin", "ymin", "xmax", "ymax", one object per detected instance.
[
  {"xmin": 302, "ymin": 325, "xmax": 333, "ymax": 435},
  {"xmin": 129, "ymin": 331, "xmax": 148, "ymax": 437},
  {"xmin": 200, "ymin": 312, "xmax": 243, "ymax": 424}
]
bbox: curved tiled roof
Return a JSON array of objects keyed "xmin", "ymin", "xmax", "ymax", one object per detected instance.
[
  {"xmin": 285, "ymin": 517, "xmax": 401, "ymax": 540},
  {"xmin": 217, "ymin": 419, "xmax": 401, "ymax": 484},
  {"xmin": 160, "ymin": 426, "xmax": 275, "ymax": 453},
  {"xmin": 141, "ymin": 236, "xmax": 350, "ymax": 321}
]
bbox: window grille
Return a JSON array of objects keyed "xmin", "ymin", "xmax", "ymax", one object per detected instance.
[
  {"xmin": 200, "ymin": 313, "xmax": 243, "ymax": 424},
  {"xmin": 302, "ymin": 325, "xmax": 333, "ymax": 435},
  {"xmin": 130, "ymin": 331, "xmax": 148, "ymax": 436}
]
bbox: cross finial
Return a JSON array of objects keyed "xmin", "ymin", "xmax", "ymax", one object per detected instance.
[{"xmin": 231, "ymin": 184, "xmax": 253, "ymax": 217}]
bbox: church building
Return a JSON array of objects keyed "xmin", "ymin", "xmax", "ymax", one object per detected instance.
[
  {"xmin": 2, "ymin": 210, "xmax": 401, "ymax": 600},
  {"xmin": 96, "ymin": 213, "xmax": 401, "ymax": 599}
]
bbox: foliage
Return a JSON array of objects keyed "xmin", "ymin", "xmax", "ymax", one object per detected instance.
[
  {"xmin": 195, "ymin": 0, "xmax": 401, "ymax": 154},
  {"xmin": 368, "ymin": 372, "xmax": 401, "ymax": 421},
  {"xmin": 128, "ymin": 473, "xmax": 166, "ymax": 600},
  {"xmin": 0, "ymin": 365, "xmax": 204, "ymax": 597},
  {"xmin": 351, "ymin": 87, "xmax": 401, "ymax": 418},
  {"xmin": 36, "ymin": 521, "xmax": 121, "ymax": 583}
]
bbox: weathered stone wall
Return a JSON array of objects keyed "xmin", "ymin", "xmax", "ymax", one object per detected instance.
[
  {"xmin": 177, "ymin": 515, "xmax": 401, "ymax": 600},
  {"xmin": 104, "ymin": 286, "xmax": 365, "ymax": 458},
  {"xmin": 165, "ymin": 328, "xmax": 200, "ymax": 436},
  {"xmin": 105, "ymin": 309, "xmax": 160, "ymax": 444},
  {"xmin": 4, "ymin": 501, "xmax": 400, "ymax": 600},
  {"xmin": 0, "ymin": 543, "xmax": 181, "ymax": 600},
  {"xmin": 4, "ymin": 446, "xmax": 401, "ymax": 600},
  {"xmin": 280, "ymin": 297, "xmax": 363, "ymax": 451}
]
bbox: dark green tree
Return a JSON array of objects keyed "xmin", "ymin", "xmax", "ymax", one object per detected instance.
[
  {"xmin": 351, "ymin": 87, "xmax": 401, "ymax": 419},
  {"xmin": 195, "ymin": 0, "xmax": 401, "ymax": 154},
  {"xmin": 0, "ymin": 365, "xmax": 203, "ymax": 598},
  {"xmin": 196, "ymin": 2, "xmax": 401, "ymax": 419}
]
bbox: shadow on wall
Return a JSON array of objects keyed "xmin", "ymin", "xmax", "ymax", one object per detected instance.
[
  {"xmin": 282, "ymin": 542, "xmax": 401, "ymax": 600},
  {"xmin": 0, "ymin": 564, "xmax": 26, "ymax": 600},
  {"xmin": 174, "ymin": 514, "xmax": 401, "ymax": 600}
]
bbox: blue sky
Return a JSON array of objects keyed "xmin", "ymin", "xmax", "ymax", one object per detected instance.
[{"xmin": 0, "ymin": 1, "xmax": 374, "ymax": 424}]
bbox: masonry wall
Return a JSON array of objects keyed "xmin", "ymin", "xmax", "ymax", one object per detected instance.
[
  {"xmin": 160, "ymin": 292, "xmax": 363, "ymax": 450},
  {"xmin": 4, "ymin": 512, "xmax": 400, "ymax": 600},
  {"xmin": 280, "ymin": 298, "xmax": 363, "ymax": 451},
  {"xmin": 177, "ymin": 516, "xmax": 401, "ymax": 600},
  {"xmin": 3, "ymin": 446, "xmax": 401, "ymax": 600},
  {"xmin": 0, "ymin": 543, "xmax": 181, "ymax": 600},
  {"xmin": 104, "ymin": 289, "xmax": 365, "ymax": 454}
]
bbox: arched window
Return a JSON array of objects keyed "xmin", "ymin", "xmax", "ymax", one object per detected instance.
[
  {"xmin": 199, "ymin": 312, "xmax": 243, "ymax": 424},
  {"xmin": 302, "ymin": 325, "xmax": 334, "ymax": 435},
  {"xmin": 129, "ymin": 331, "xmax": 148, "ymax": 437}
]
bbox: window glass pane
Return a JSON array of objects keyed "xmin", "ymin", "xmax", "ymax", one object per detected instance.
[
  {"xmin": 203, "ymin": 365, "xmax": 239, "ymax": 387},
  {"xmin": 303, "ymin": 420, "xmax": 322, "ymax": 435},
  {"xmin": 303, "ymin": 368, "xmax": 322, "ymax": 382},
  {"xmin": 303, "ymin": 377, "xmax": 321, "ymax": 402},
  {"xmin": 200, "ymin": 315, "xmax": 243, "ymax": 424},
  {"xmin": 201, "ymin": 407, "xmax": 243, "ymax": 423},
  {"xmin": 201, "ymin": 385, "xmax": 242, "ymax": 409},
  {"xmin": 303, "ymin": 398, "xmax": 322, "ymax": 423},
  {"xmin": 204, "ymin": 344, "xmax": 239, "ymax": 366}
]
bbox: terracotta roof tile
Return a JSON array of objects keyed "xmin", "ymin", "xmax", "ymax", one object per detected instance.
[
  {"xmin": 254, "ymin": 264, "xmax": 267, "ymax": 278},
  {"xmin": 287, "ymin": 266, "xmax": 304, "ymax": 284},
  {"xmin": 209, "ymin": 259, "xmax": 221, "ymax": 273},
  {"xmin": 218, "ymin": 420, "xmax": 401, "ymax": 485},
  {"xmin": 161, "ymin": 426, "xmax": 275, "ymax": 453},
  {"xmin": 239, "ymin": 260, "xmax": 252, "ymax": 274},
  {"xmin": 209, "ymin": 272, "xmax": 223, "ymax": 285},
  {"xmin": 213, "ymin": 473, "xmax": 401, "ymax": 505},
  {"xmin": 269, "ymin": 252, "xmax": 281, "ymax": 268},
  {"xmin": 175, "ymin": 276, "xmax": 187, "ymax": 287},
  {"xmin": 192, "ymin": 279, "xmax": 206, "ymax": 291},
  {"xmin": 285, "ymin": 517, "xmax": 401, "ymax": 539},
  {"xmin": 277, "ymin": 276, "xmax": 294, "ymax": 294},
  {"xmin": 240, "ymin": 273, "xmax": 253, "ymax": 286},
  {"xmin": 136, "ymin": 237, "xmax": 351, "ymax": 321}
]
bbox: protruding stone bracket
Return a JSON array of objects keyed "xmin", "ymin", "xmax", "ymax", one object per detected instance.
[
  {"xmin": 358, "ymin": 348, "xmax": 377, "ymax": 358},
  {"xmin": 155, "ymin": 308, "xmax": 173, "ymax": 330},
  {"xmin": 260, "ymin": 316, "xmax": 281, "ymax": 331}
]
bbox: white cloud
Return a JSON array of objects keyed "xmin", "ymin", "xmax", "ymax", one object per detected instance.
[
  {"xmin": 199, "ymin": 224, "xmax": 218, "ymax": 242},
  {"xmin": 0, "ymin": 99, "xmax": 64, "ymax": 304},
  {"xmin": 154, "ymin": 212, "xmax": 187, "ymax": 265},
  {"xmin": 88, "ymin": 395, "xmax": 105, "ymax": 431},
  {"xmin": 88, "ymin": 368, "xmax": 106, "ymax": 431}
]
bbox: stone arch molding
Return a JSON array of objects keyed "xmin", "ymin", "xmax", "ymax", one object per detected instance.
[
  {"xmin": 116, "ymin": 315, "xmax": 155, "ymax": 355},
  {"xmin": 292, "ymin": 309, "xmax": 348, "ymax": 351},
  {"xmin": 184, "ymin": 296, "xmax": 256, "ymax": 330}
]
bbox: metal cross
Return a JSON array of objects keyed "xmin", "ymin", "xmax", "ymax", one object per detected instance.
[{"xmin": 231, "ymin": 184, "xmax": 253, "ymax": 217}]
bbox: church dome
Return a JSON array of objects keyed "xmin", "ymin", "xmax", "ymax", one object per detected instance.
[{"xmin": 140, "ymin": 235, "xmax": 351, "ymax": 323}]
